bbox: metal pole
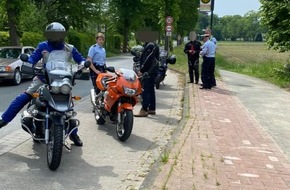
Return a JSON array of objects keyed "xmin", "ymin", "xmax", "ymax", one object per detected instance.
[
  {"xmin": 210, "ymin": 10, "xmax": 213, "ymax": 30},
  {"xmin": 165, "ymin": 33, "xmax": 169, "ymax": 51},
  {"xmin": 164, "ymin": 0, "xmax": 169, "ymax": 51},
  {"xmin": 210, "ymin": 0, "xmax": 215, "ymax": 30}
]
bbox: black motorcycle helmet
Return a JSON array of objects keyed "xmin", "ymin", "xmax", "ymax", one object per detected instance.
[
  {"xmin": 144, "ymin": 42, "xmax": 155, "ymax": 53},
  {"xmin": 44, "ymin": 22, "xmax": 67, "ymax": 46},
  {"xmin": 167, "ymin": 54, "xmax": 177, "ymax": 64}
]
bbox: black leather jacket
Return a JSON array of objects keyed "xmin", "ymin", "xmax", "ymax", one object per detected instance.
[
  {"xmin": 183, "ymin": 40, "xmax": 201, "ymax": 61},
  {"xmin": 139, "ymin": 42, "xmax": 159, "ymax": 75}
]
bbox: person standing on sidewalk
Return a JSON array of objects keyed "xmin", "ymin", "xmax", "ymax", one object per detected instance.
[
  {"xmin": 205, "ymin": 28, "xmax": 217, "ymax": 45},
  {"xmin": 200, "ymin": 34, "xmax": 216, "ymax": 89},
  {"xmin": 134, "ymin": 41, "xmax": 160, "ymax": 117},
  {"xmin": 183, "ymin": 31, "xmax": 201, "ymax": 84},
  {"xmin": 205, "ymin": 28, "xmax": 217, "ymax": 87},
  {"xmin": 87, "ymin": 32, "xmax": 106, "ymax": 94}
]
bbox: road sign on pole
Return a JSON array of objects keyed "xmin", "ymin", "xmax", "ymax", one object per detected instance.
[
  {"xmin": 166, "ymin": 16, "xmax": 173, "ymax": 24},
  {"xmin": 165, "ymin": 16, "xmax": 173, "ymax": 52},
  {"xmin": 165, "ymin": 25, "xmax": 173, "ymax": 32}
]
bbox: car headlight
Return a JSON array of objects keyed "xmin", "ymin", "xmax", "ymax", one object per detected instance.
[
  {"xmin": 0, "ymin": 66, "xmax": 11, "ymax": 72},
  {"xmin": 123, "ymin": 87, "xmax": 137, "ymax": 96},
  {"xmin": 0, "ymin": 66, "xmax": 6, "ymax": 71}
]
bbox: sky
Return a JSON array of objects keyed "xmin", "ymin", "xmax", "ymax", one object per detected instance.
[{"xmin": 214, "ymin": 0, "xmax": 261, "ymax": 17}]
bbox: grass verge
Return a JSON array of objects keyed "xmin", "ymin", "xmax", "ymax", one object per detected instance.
[{"xmin": 171, "ymin": 42, "xmax": 290, "ymax": 89}]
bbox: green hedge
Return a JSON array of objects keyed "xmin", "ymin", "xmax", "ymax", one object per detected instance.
[
  {"xmin": 21, "ymin": 32, "xmax": 45, "ymax": 47},
  {"xmin": 67, "ymin": 30, "xmax": 95, "ymax": 56},
  {"xmin": 106, "ymin": 34, "xmax": 122, "ymax": 51},
  {"xmin": 0, "ymin": 32, "xmax": 10, "ymax": 46},
  {"xmin": 0, "ymin": 30, "xmax": 122, "ymax": 56}
]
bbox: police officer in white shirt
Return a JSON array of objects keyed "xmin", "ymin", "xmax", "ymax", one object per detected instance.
[
  {"xmin": 87, "ymin": 32, "xmax": 106, "ymax": 94},
  {"xmin": 200, "ymin": 34, "xmax": 216, "ymax": 89}
]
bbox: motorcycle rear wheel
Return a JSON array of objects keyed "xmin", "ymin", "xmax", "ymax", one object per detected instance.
[
  {"xmin": 116, "ymin": 110, "xmax": 133, "ymax": 142},
  {"xmin": 47, "ymin": 124, "xmax": 63, "ymax": 170}
]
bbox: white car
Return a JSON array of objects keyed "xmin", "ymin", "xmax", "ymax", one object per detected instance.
[{"xmin": 0, "ymin": 46, "xmax": 36, "ymax": 85}]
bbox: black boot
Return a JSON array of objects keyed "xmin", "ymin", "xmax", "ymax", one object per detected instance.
[
  {"xmin": 69, "ymin": 133, "xmax": 83, "ymax": 146},
  {"xmin": 0, "ymin": 119, "xmax": 8, "ymax": 128}
]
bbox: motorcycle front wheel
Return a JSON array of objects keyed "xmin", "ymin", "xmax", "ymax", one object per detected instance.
[
  {"xmin": 155, "ymin": 75, "xmax": 162, "ymax": 89},
  {"xmin": 47, "ymin": 124, "xmax": 63, "ymax": 170},
  {"xmin": 95, "ymin": 111, "xmax": 106, "ymax": 125},
  {"xmin": 116, "ymin": 110, "xmax": 133, "ymax": 142}
]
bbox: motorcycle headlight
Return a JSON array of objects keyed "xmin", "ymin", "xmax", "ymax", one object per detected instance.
[
  {"xmin": 60, "ymin": 83, "xmax": 71, "ymax": 94},
  {"xmin": 51, "ymin": 78, "xmax": 72, "ymax": 94},
  {"xmin": 123, "ymin": 87, "xmax": 137, "ymax": 96},
  {"xmin": 51, "ymin": 86, "xmax": 60, "ymax": 94},
  {"xmin": 60, "ymin": 78, "xmax": 72, "ymax": 94}
]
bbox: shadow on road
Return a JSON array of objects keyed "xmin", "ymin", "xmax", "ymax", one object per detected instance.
[
  {"xmin": 97, "ymin": 123, "xmax": 156, "ymax": 151},
  {"xmin": 0, "ymin": 142, "xmax": 118, "ymax": 190}
]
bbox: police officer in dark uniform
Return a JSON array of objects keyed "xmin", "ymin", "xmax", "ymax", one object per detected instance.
[
  {"xmin": 134, "ymin": 42, "xmax": 159, "ymax": 117},
  {"xmin": 183, "ymin": 31, "xmax": 201, "ymax": 84}
]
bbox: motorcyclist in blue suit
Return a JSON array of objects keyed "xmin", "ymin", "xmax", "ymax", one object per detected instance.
[{"xmin": 0, "ymin": 22, "xmax": 85, "ymax": 146}]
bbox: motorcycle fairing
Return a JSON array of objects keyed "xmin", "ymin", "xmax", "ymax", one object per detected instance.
[
  {"xmin": 117, "ymin": 103, "xmax": 133, "ymax": 112},
  {"xmin": 42, "ymin": 87, "xmax": 73, "ymax": 112}
]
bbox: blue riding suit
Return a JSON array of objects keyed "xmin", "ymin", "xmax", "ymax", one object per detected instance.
[{"xmin": 1, "ymin": 41, "xmax": 85, "ymax": 134}]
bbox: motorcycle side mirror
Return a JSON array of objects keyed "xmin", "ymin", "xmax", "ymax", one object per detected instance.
[
  {"xmin": 84, "ymin": 60, "xmax": 91, "ymax": 68},
  {"xmin": 167, "ymin": 54, "xmax": 177, "ymax": 64},
  {"xmin": 106, "ymin": 66, "xmax": 115, "ymax": 73},
  {"xmin": 20, "ymin": 53, "xmax": 29, "ymax": 62},
  {"xmin": 130, "ymin": 49, "xmax": 137, "ymax": 56},
  {"xmin": 133, "ymin": 57, "xmax": 139, "ymax": 62}
]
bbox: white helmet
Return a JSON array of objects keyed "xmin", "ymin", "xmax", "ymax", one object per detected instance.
[{"xmin": 44, "ymin": 22, "xmax": 67, "ymax": 45}]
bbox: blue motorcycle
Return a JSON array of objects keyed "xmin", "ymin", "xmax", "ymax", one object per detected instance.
[
  {"xmin": 131, "ymin": 46, "xmax": 176, "ymax": 89},
  {"xmin": 155, "ymin": 50, "xmax": 176, "ymax": 89}
]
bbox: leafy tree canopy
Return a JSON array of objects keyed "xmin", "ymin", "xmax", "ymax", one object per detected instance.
[{"xmin": 260, "ymin": 0, "xmax": 290, "ymax": 52}]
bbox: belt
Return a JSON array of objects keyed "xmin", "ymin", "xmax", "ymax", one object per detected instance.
[{"xmin": 91, "ymin": 64, "xmax": 106, "ymax": 73}]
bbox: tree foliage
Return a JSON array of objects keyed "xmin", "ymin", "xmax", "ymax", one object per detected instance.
[
  {"xmin": 34, "ymin": 0, "xmax": 101, "ymax": 30},
  {"xmin": 0, "ymin": 0, "xmax": 30, "ymax": 45},
  {"xmin": 109, "ymin": 0, "xmax": 143, "ymax": 51},
  {"xmin": 260, "ymin": 0, "xmax": 290, "ymax": 52},
  {"xmin": 0, "ymin": 0, "xmax": 279, "ymax": 52},
  {"xmin": 177, "ymin": 0, "xmax": 199, "ymax": 36}
]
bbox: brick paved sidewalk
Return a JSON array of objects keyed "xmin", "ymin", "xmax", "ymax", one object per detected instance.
[{"xmin": 149, "ymin": 80, "xmax": 290, "ymax": 190}]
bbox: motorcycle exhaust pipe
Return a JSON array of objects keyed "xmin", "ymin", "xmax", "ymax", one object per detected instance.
[{"xmin": 90, "ymin": 89, "xmax": 96, "ymax": 107}]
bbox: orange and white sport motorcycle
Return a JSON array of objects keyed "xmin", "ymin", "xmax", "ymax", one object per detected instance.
[{"xmin": 90, "ymin": 66, "xmax": 143, "ymax": 142}]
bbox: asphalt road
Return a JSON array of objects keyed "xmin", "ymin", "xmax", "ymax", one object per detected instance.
[
  {"xmin": 0, "ymin": 54, "xmax": 183, "ymax": 190},
  {"xmin": 0, "ymin": 55, "xmax": 138, "ymax": 138}
]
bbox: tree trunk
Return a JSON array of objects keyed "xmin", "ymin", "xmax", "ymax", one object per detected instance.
[
  {"xmin": 6, "ymin": 1, "xmax": 20, "ymax": 46},
  {"xmin": 122, "ymin": 19, "xmax": 129, "ymax": 53}
]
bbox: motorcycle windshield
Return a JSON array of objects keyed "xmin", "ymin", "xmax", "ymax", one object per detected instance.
[
  {"xmin": 119, "ymin": 68, "xmax": 137, "ymax": 82},
  {"xmin": 160, "ymin": 49, "xmax": 168, "ymax": 57},
  {"xmin": 45, "ymin": 50, "xmax": 72, "ymax": 73},
  {"xmin": 159, "ymin": 49, "xmax": 168, "ymax": 61}
]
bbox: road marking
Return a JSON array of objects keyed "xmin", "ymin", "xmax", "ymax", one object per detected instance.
[
  {"xmin": 268, "ymin": 156, "xmax": 279, "ymax": 162},
  {"xmin": 237, "ymin": 173, "xmax": 259, "ymax": 178}
]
